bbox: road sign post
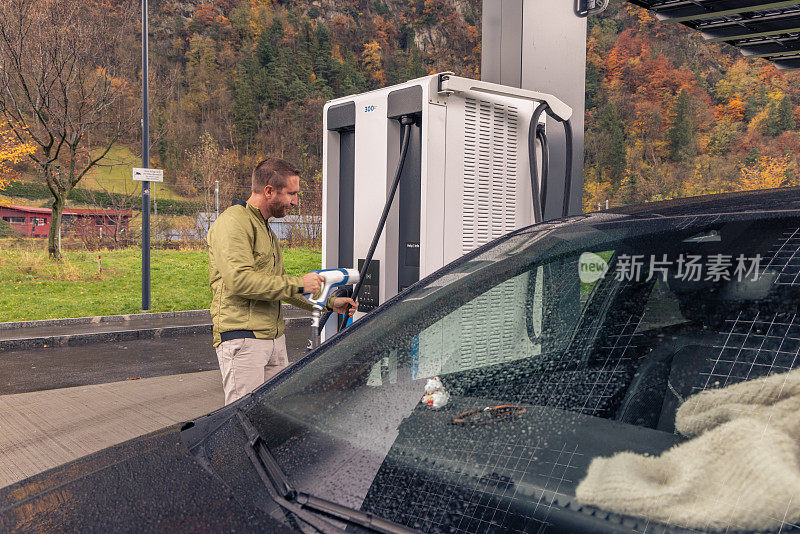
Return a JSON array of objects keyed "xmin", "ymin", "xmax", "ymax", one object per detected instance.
[
  {"xmin": 141, "ymin": 0, "xmax": 151, "ymax": 311},
  {"xmin": 215, "ymin": 180, "xmax": 219, "ymax": 219},
  {"xmin": 134, "ymin": 168, "xmax": 163, "ymax": 248}
]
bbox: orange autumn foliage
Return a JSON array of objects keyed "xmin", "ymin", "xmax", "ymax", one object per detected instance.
[
  {"xmin": 0, "ymin": 121, "xmax": 36, "ymax": 189},
  {"xmin": 725, "ymin": 97, "xmax": 746, "ymax": 122},
  {"xmin": 193, "ymin": 3, "xmax": 229, "ymax": 27},
  {"xmin": 739, "ymin": 156, "xmax": 792, "ymax": 192},
  {"xmin": 361, "ymin": 40, "xmax": 385, "ymax": 85}
]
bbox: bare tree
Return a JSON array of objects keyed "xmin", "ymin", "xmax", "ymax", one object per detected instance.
[
  {"xmin": 187, "ymin": 131, "xmax": 237, "ymax": 219},
  {"xmin": 286, "ymin": 172, "xmax": 322, "ymax": 248},
  {"xmin": 83, "ymin": 167, "xmax": 140, "ymax": 248},
  {"xmin": 0, "ymin": 0, "xmax": 138, "ymax": 259}
]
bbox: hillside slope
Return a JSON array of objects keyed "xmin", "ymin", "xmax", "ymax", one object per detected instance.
[
  {"xmin": 584, "ymin": 1, "xmax": 800, "ymax": 209},
  {"xmin": 145, "ymin": 0, "xmax": 480, "ymax": 207},
  {"xmin": 8, "ymin": 0, "xmax": 796, "ymax": 215}
]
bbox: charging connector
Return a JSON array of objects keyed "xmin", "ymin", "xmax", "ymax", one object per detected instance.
[{"xmin": 319, "ymin": 114, "xmax": 417, "ymax": 335}]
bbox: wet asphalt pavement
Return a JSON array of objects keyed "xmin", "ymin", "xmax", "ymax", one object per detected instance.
[{"xmin": 0, "ymin": 324, "xmax": 313, "ymax": 395}]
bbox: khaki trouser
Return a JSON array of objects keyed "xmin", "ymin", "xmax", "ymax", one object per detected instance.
[{"xmin": 215, "ymin": 335, "xmax": 289, "ymax": 405}]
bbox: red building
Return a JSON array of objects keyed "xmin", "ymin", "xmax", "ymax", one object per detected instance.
[{"xmin": 0, "ymin": 204, "xmax": 132, "ymax": 239}]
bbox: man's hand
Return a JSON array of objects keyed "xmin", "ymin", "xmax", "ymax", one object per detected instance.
[
  {"xmin": 332, "ymin": 297, "xmax": 358, "ymax": 317},
  {"xmin": 301, "ymin": 272, "xmax": 325, "ymax": 296}
]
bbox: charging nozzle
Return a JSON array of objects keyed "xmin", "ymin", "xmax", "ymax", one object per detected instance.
[{"xmin": 303, "ymin": 268, "xmax": 360, "ymax": 310}]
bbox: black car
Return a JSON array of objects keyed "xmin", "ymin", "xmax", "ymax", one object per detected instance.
[{"xmin": 3, "ymin": 188, "xmax": 800, "ymax": 533}]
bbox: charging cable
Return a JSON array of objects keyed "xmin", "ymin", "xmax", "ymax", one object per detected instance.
[
  {"xmin": 561, "ymin": 118, "xmax": 573, "ymax": 217},
  {"xmin": 528, "ymin": 103, "xmax": 549, "ymax": 221},
  {"xmin": 536, "ymin": 123, "xmax": 548, "ymax": 212},
  {"xmin": 528, "ymin": 104, "xmax": 573, "ymax": 220},
  {"xmin": 319, "ymin": 114, "xmax": 416, "ymax": 335}
]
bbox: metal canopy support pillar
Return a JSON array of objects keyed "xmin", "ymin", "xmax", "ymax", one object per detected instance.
[
  {"xmin": 482, "ymin": 0, "xmax": 587, "ymax": 218},
  {"xmin": 521, "ymin": 1, "xmax": 586, "ymax": 218},
  {"xmin": 481, "ymin": 0, "xmax": 523, "ymax": 87}
]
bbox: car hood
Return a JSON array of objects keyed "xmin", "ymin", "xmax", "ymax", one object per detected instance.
[{"xmin": 0, "ymin": 423, "xmax": 294, "ymax": 533}]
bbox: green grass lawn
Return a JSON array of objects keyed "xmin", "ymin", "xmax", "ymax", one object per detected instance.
[
  {"xmin": 81, "ymin": 146, "xmax": 186, "ymax": 200},
  {"xmin": 0, "ymin": 244, "xmax": 321, "ymax": 322}
]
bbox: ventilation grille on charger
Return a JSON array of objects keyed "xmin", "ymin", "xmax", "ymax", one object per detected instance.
[{"xmin": 462, "ymin": 97, "xmax": 519, "ymax": 254}]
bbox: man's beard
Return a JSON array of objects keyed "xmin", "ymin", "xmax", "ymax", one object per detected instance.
[{"xmin": 269, "ymin": 200, "xmax": 287, "ymax": 218}]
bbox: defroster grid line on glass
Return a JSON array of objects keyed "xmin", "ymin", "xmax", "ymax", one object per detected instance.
[
  {"xmin": 764, "ymin": 227, "xmax": 800, "ymax": 285},
  {"xmin": 504, "ymin": 311, "xmax": 644, "ymax": 418},
  {"xmin": 509, "ymin": 266, "xmax": 646, "ymax": 418},
  {"xmin": 451, "ymin": 437, "xmax": 539, "ymax": 534},
  {"xmin": 447, "ymin": 439, "xmax": 544, "ymax": 532},
  {"xmin": 528, "ymin": 442, "xmax": 581, "ymax": 525},
  {"xmin": 697, "ymin": 311, "xmax": 800, "ymax": 395},
  {"xmin": 464, "ymin": 442, "xmax": 536, "ymax": 532},
  {"xmin": 582, "ymin": 313, "xmax": 644, "ymax": 416},
  {"xmin": 674, "ymin": 215, "xmax": 722, "ymax": 231}
]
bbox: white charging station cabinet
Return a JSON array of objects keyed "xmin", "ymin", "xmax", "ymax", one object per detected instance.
[{"xmin": 321, "ymin": 73, "xmax": 570, "ymax": 340}]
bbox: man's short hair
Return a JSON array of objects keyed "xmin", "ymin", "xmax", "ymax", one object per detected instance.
[{"xmin": 252, "ymin": 158, "xmax": 300, "ymax": 193}]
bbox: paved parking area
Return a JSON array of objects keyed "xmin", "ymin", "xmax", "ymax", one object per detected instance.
[
  {"xmin": 0, "ymin": 311, "xmax": 315, "ymax": 489},
  {"xmin": 0, "ymin": 371, "xmax": 223, "ymax": 488},
  {"xmin": 0, "ymin": 326, "xmax": 311, "ymax": 396}
]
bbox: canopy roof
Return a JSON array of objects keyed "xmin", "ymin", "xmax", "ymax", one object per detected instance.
[{"xmin": 627, "ymin": 0, "xmax": 800, "ymax": 69}]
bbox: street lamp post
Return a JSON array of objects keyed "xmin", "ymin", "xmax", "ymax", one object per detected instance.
[{"xmin": 141, "ymin": 0, "xmax": 151, "ymax": 311}]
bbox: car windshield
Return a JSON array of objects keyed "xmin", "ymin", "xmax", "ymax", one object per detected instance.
[{"xmin": 245, "ymin": 210, "xmax": 800, "ymax": 533}]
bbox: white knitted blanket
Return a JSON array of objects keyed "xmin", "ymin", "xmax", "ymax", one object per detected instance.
[{"xmin": 575, "ymin": 368, "xmax": 800, "ymax": 532}]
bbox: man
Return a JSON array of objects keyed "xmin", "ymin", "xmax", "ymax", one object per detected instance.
[{"xmin": 208, "ymin": 157, "xmax": 357, "ymax": 405}]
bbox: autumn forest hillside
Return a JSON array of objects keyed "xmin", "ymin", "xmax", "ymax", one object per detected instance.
[
  {"xmin": 4, "ymin": 0, "xmax": 800, "ymax": 216},
  {"xmin": 144, "ymin": 0, "xmax": 481, "ymax": 208},
  {"xmin": 585, "ymin": 2, "xmax": 800, "ymax": 210},
  {"xmin": 150, "ymin": 0, "xmax": 800, "ymax": 212}
]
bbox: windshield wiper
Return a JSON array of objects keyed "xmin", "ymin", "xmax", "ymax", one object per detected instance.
[{"xmin": 236, "ymin": 411, "xmax": 420, "ymax": 534}]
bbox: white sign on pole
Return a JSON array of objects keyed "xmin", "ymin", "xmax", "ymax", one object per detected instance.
[{"xmin": 132, "ymin": 168, "xmax": 164, "ymax": 182}]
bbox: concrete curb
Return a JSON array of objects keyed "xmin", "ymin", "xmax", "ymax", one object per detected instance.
[
  {"xmin": 0, "ymin": 324, "xmax": 210, "ymax": 351},
  {"xmin": 0, "ymin": 308, "xmax": 312, "ymax": 352},
  {"xmin": 0, "ymin": 309, "xmax": 211, "ymax": 331}
]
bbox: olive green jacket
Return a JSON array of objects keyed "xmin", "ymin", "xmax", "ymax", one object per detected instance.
[{"xmin": 207, "ymin": 203, "xmax": 332, "ymax": 347}]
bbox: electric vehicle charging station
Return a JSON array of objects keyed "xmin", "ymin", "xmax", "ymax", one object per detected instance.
[
  {"xmin": 308, "ymin": 0, "xmax": 591, "ymax": 346},
  {"xmin": 318, "ymin": 73, "xmax": 573, "ymax": 342}
]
